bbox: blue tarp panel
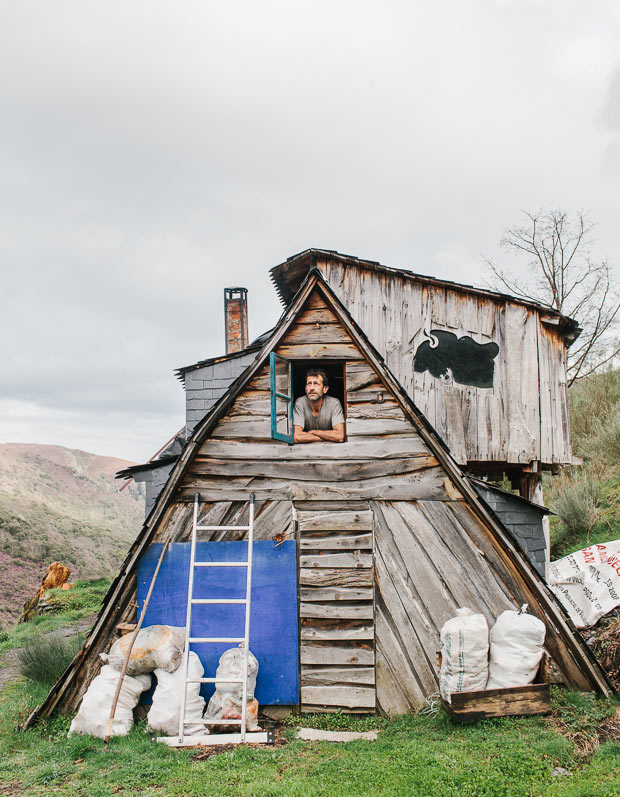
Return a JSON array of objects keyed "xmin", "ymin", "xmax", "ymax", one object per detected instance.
[{"xmin": 137, "ymin": 541, "xmax": 298, "ymax": 705}]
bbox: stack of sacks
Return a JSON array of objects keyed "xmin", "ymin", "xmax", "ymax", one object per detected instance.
[
  {"xmin": 68, "ymin": 666, "xmax": 151, "ymax": 738},
  {"xmin": 204, "ymin": 644, "xmax": 261, "ymax": 731},
  {"xmin": 486, "ymin": 608, "xmax": 546, "ymax": 690},
  {"xmin": 147, "ymin": 651, "xmax": 208, "ymax": 736},
  {"xmin": 69, "ymin": 624, "xmax": 186, "ymax": 739},
  {"xmin": 102, "ymin": 625, "xmax": 186, "ymax": 675},
  {"xmin": 439, "ymin": 608, "xmax": 489, "ymax": 703}
]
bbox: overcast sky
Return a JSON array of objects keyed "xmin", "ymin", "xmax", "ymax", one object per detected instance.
[{"xmin": 2, "ymin": 0, "xmax": 619, "ymax": 463}]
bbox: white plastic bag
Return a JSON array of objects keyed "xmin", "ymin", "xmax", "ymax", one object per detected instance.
[
  {"xmin": 204, "ymin": 644, "xmax": 260, "ymax": 731},
  {"xmin": 102, "ymin": 625, "xmax": 185, "ymax": 676},
  {"xmin": 486, "ymin": 608, "xmax": 546, "ymax": 690},
  {"xmin": 548, "ymin": 542, "xmax": 620, "ymax": 628},
  {"xmin": 147, "ymin": 651, "xmax": 208, "ymax": 736},
  {"xmin": 439, "ymin": 608, "xmax": 489, "ymax": 702},
  {"xmin": 68, "ymin": 665, "xmax": 151, "ymax": 738}
]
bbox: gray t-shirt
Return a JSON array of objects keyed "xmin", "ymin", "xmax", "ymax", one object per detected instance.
[{"xmin": 293, "ymin": 395, "xmax": 345, "ymax": 432}]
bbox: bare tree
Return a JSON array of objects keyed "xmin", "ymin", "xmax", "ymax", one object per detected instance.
[{"xmin": 486, "ymin": 208, "xmax": 620, "ymax": 385}]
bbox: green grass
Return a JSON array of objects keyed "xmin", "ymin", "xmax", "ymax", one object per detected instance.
[
  {"xmin": 0, "ymin": 679, "xmax": 619, "ymax": 796},
  {"xmin": 0, "ymin": 578, "xmax": 109, "ymax": 655}
]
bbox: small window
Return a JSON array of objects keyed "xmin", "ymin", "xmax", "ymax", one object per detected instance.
[
  {"xmin": 270, "ymin": 352, "xmax": 294, "ymax": 443},
  {"xmin": 292, "ymin": 360, "xmax": 345, "ymax": 411},
  {"xmin": 270, "ymin": 355, "xmax": 346, "ymax": 443}
]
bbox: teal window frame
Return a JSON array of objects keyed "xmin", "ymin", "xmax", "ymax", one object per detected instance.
[{"xmin": 270, "ymin": 352, "xmax": 294, "ymax": 443}]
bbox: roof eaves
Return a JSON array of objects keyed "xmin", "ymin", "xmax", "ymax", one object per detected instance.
[
  {"xmin": 468, "ymin": 476, "xmax": 553, "ymax": 514},
  {"xmin": 115, "ymin": 455, "xmax": 179, "ymax": 479},
  {"xmin": 175, "ymin": 343, "xmax": 262, "ymax": 383},
  {"xmin": 269, "ymin": 248, "xmax": 579, "ymax": 333}
]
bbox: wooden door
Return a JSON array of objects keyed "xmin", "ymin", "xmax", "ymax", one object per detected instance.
[{"xmin": 296, "ymin": 502, "xmax": 376, "ymax": 712}]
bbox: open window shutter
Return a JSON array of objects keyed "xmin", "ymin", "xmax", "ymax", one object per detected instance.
[{"xmin": 270, "ymin": 352, "xmax": 294, "ymax": 443}]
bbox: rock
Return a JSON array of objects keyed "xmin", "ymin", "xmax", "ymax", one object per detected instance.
[{"xmin": 551, "ymin": 767, "xmax": 572, "ymax": 777}]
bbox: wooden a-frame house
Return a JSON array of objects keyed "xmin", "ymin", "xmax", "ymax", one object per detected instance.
[{"xmin": 28, "ymin": 269, "xmax": 611, "ymax": 724}]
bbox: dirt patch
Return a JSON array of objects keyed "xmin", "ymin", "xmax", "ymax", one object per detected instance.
[{"xmin": 0, "ymin": 782, "xmax": 23, "ymax": 795}]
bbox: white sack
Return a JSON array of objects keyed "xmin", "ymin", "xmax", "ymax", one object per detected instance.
[
  {"xmin": 439, "ymin": 608, "xmax": 489, "ymax": 703},
  {"xmin": 486, "ymin": 609, "xmax": 546, "ymax": 690},
  {"xmin": 548, "ymin": 541, "xmax": 620, "ymax": 628},
  {"xmin": 147, "ymin": 651, "xmax": 208, "ymax": 736},
  {"xmin": 102, "ymin": 625, "xmax": 185, "ymax": 675},
  {"xmin": 204, "ymin": 644, "xmax": 260, "ymax": 731},
  {"xmin": 68, "ymin": 665, "xmax": 151, "ymax": 738}
]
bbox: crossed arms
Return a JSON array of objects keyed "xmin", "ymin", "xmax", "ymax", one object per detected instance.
[{"xmin": 293, "ymin": 424, "xmax": 346, "ymax": 444}]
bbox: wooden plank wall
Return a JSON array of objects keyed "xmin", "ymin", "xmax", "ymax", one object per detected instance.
[
  {"xmin": 180, "ymin": 292, "xmax": 451, "ymax": 504},
  {"xmin": 298, "ymin": 503, "xmax": 376, "ymax": 712},
  {"xmin": 316, "ymin": 258, "xmax": 572, "ymax": 467},
  {"xmin": 373, "ymin": 499, "xmax": 517, "ymax": 715}
]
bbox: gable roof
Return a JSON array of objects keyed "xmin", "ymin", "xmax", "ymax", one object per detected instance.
[
  {"xmin": 269, "ymin": 248, "xmax": 580, "ymax": 342},
  {"xmin": 27, "ymin": 269, "xmax": 611, "ymax": 726}
]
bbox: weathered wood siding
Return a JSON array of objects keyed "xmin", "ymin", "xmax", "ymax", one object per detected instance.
[
  {"xmin": 298, "ymin": 504, "xmax": 376, "ymax": 712},
  {"xmin": 180, "ymin": 292, "xmax": 452, "ymax": 504},
  {"xmin": 314, "ymin": 257, "xmax": 572, "ymax": 467}
]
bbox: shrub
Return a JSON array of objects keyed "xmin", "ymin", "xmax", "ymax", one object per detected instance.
[
  {"xmin": 550, "ymin": 473, "xmax": 601, "ymax": 553},
  {"xmin": 17, "ymin": 631, "xmax": 83, "ymax": 686},
  {"xmin": 570, "ymin": 368, "xmax": 620, "ymax": 454},
  {"xmin": 588, "ymin": 406, "xmax": 620, "ymax": 468}
]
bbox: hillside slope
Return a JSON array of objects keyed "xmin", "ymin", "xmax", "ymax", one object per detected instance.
[{"xmin": 0, "ymin": 443, "xmax": 144, "ymax": 626}]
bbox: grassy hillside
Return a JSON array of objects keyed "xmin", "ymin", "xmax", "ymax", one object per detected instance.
[
  {"xmin": 544, "ymin": 369, "xmax": 620, "ymax": 558},
  {"xmin": 0, "ymin": 443, "xmax": 144, "ymax": 627}
]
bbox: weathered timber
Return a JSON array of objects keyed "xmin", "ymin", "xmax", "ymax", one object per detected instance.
[
  {"xmin": 197, "ymin": 437, "xmax": 430, "ymax": 461},
  {"xmin": 299, "ymin": 568, "xmax": 374, "ymax": 588},
  {"xmin": 294, "ymin": 500, "xmax": 371, "ymax": 511},
  {"xmin": 347, "ymin": 388, "xmax": 395, "ymax": 404},
  {"xmin": 301, "ymin": 624, "xmax": 374, "ymax": 641},
  {"xmin": 299, "ymin": 553, "xmax": 373, "ymax": 569},
  {"xmin": 346, "ymin": 402, "xmax": 407, "ymax": 421},
  {"xmin": 281, "ymin": 322, "xmax": 353, "ymax": 346},
  {"xmin": 300, "ymin": 644, "xmax": 374, "ymax": 666},
  {"xmin": 277, "ymin": 343, "xmax": 363, "ymax": 360},
  {"xmin": 294, "ymin": 307, "xmax": 339, "ymax": 324},
  {"xmin": 300, "ymin": 603, "xmax": 374, "ymax": 619},
  {"xmin": 300, "ymin": 667, "xmax": 375, "ymax": 686},
  {"xmin": 298, "ymin": 510, "xmax": 373, "ymax": 531},
  {"xmin": 375, "ymin": 613, "xmax": 428, "ymax": 714},
  {"xmin": 345, "ymin": 362, "xmax": 383, "ymax": 391},
  {"xmin": 395, "ymin": 501, "xmax": 512, "ymax": 620},
  {"xmin": 299, "ymin": 586, "xmax": 374, "ymax": 601},
  {"xmin": 299, "ymin": 533, "xmax": 373, "ymax": 550},
  {"xmin": 346, "ymin": 418, "xmax": 417, "ymax": 436},
  {"xmin": 177, "ymin": 468, "xmax": 447, "ymax": 501},
  {"xmin": 444, "ymin": 684, "xmax": 551, "ymax": 722},
  {"xmin": 300, "ymin": 686, "xmax": 376, "ymax": 709},
  {"xmin": 188, "ymin": 457, "xmax": 438, "ymax": 483}
]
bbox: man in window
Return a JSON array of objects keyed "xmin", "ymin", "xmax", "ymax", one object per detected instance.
[{"xmin": 293, "ymin": 368, "xmax": 345, "ymax": 443}]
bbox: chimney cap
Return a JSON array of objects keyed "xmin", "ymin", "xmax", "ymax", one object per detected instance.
[{"xmin": 224, "ymin": 287, "xmax": 248, "ymax": 299}]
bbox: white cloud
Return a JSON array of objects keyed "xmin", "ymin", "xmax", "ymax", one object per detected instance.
[{"xmin": 1, "ymin": 0, "xmax": 619, "ymax": 460}]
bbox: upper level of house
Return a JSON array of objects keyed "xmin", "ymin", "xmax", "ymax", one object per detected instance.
[{"xmin": 128, "ymin": 248, "xmax": 579, "ymax": 511}]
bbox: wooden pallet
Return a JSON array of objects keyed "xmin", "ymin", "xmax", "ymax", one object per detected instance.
[{"xmin": 441, "ymin": 654, "xmax": 551, "ymax": 722}]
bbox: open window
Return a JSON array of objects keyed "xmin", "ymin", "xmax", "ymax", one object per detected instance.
[
  {"xmin": 270, "ymin": 352, "xmax": 294, "ymax": 443},
  {"xmin": 270, "ymin": 354, "xmax": 346, "ymax": 443}
]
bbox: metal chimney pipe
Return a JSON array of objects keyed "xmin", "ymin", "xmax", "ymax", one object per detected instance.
[{"xmin": 224, "ymin": 287, "xmax": 249, "ymax": 354}]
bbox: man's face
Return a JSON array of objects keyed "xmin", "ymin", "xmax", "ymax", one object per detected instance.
[{"xmin": 305, "ymin": 374, "xmax": 328, "ymax": 401}]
